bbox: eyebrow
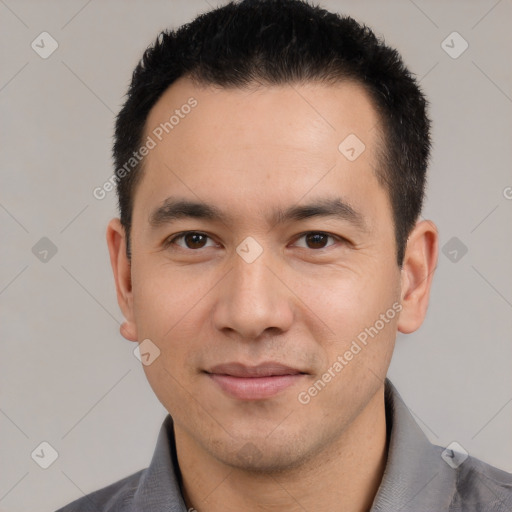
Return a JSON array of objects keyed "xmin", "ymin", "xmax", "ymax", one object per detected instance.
[{"xmin": 149, "ymin": 196, "xmax": 368, "ymax": 232}]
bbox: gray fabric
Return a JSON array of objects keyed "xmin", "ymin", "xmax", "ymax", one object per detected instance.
[{"xmin": 56, "ymin": 379, "xmax": 512, "ymax": 511}]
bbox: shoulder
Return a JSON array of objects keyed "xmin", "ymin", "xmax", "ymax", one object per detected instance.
[
  {"xmin": 380, "ymin": 379, "xmax": 512, "ymax": 512},
  {"xmin": 54, "ymin": 414, "xmax": 185, "ymax": 511},
  {"xmin": 55, "ymin": 468, "xmax": 145, "ymax": 512},
  {"xmin": 449, "ymin": 454, "xmax": 512, "ymax": 511}
]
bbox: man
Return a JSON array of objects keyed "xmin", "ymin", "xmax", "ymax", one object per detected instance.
[{"xmin": 57, "ymin": 0, "xmax": 512, "ymax": 510}]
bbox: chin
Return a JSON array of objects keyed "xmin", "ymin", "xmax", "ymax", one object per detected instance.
[{"xmin": 207, "ymin": 433, "xmax": 314, "ymax": 475}]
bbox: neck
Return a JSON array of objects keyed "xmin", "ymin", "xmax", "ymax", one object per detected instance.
[{"xmin": 175, "ymin": 385, "xmax": 388, "ymax": 512}]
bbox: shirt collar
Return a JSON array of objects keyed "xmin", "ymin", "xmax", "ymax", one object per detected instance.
[
  {"xmin": 370, "ymin": 378, "xmax": 456, "ymax": 511},
  {"xmin": 131, "ymin": 378, "xmax": 456, "ymax": 511},
  {"xmin": 131, "ymin": 414, "xmax": 187, "ymax": 511}
]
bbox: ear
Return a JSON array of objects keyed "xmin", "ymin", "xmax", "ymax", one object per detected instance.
[
  {"xmin": 397, "ymin": 219, "xmax": 439, "ymax": 334},
  {"xmin": 106, "ymin": 218, "xmax": 138, "ymax": 342}
]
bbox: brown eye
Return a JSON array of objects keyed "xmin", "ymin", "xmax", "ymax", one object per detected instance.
[
  {"xmin": 183, "ymin": 232, "xmax": 208, "ymax": 249},
  {"xmin": 166, "ymin": 232, "xmax": 215, "ymax": 250},
  {"xmin": 304, "ymin": 232, "xmax": 330, "ymax": 249},
  {"xmin": 292, "ymin": 231, "xmax": 344, "ymax": 250}
]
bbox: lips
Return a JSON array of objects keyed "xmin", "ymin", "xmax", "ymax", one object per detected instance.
[
  {"xmin": 205, "ymin": 362, "xmax": 307, "ymax": 400},
  {"xmin": 207, "ymin": 362, "xmax": 304, "ymax": 378}
]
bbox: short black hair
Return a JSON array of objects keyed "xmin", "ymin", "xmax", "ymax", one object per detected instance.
[{"xmin": 113, "ymin": 0, "xmax": 431, "ymax": 266}]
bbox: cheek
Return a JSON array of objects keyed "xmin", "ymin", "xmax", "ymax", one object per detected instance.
[
  {"xmin": 131, "ymin": 262, "xmax": 208, "ymax": 339},
  {"xmin": 297, "ymin": 261, "xmax": 399, "ymax": 332},
  {"xmin": 296, "ymin": 276, "xmax": 398, "ymax": 415},
  {"xmin": 301, "ymin": 261, "xmax": 400, "ymax": 376},
  {"xmin": 131, "ymin": 265, "xmax": 210, "ymax": 416},
  {"xmin": 130, "ymin": 266, "xmax": 213, "ymax": 409}
]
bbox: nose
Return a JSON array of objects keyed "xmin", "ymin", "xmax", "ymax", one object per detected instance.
[{"xmin": 212, "ymin": 247, "xmax": 294, "ymax": 341}]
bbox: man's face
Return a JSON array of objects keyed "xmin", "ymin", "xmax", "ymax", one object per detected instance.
[{"xmin": 126, "ymin": 78, "xmax": 403, "ymax": 470}]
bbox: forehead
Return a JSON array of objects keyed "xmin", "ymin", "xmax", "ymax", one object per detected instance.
[
  {"xmin": 144, "ymin": 77, "xmax": 381, "ymax": 158},
  {"xmin": 135, "ymin": 77, "xmax": 388, "ymax": 228}
]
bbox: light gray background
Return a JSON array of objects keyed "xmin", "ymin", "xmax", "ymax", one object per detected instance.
[{"xmin": 1, "ymin": 1, "xmax": 511, "ymax": 511}]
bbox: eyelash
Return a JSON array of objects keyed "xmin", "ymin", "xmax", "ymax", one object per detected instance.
[{"xmin": 163, "ymin": 231, "xmax": 345, "ymax": 251}]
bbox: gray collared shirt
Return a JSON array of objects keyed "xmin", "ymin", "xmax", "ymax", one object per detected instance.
[{"xmin": 56, "ymin": 379, "xmax": 512, "ymax": 511}]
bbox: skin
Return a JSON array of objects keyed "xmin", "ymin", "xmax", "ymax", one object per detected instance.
[{"xmin": 107, "ymin": 77, "xmax": 438, "ymax": 512}]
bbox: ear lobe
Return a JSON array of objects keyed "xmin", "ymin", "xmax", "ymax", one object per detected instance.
[
  {"xmin": 106, "ymin": 218, "xmax": 138, "ymax": 342},
  {"xmin": 397, "ymin": 220, "xmax": 439, "ymax": 334},
  {"xmin": 120, "ymin": 321, "xmax": 138, "ymax": 342}
]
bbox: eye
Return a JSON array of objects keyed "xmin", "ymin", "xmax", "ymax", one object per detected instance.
[
  {"xmin": 164, "ymin": 231, "xmax": 217, "ymax": 250},
  {"xmin": 164, "ymin": 230, "xmax": 344, "ymax": 252},
  {"xmin": 293, "ymin": 231, "xmax": 341, "ymax": 249}
]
